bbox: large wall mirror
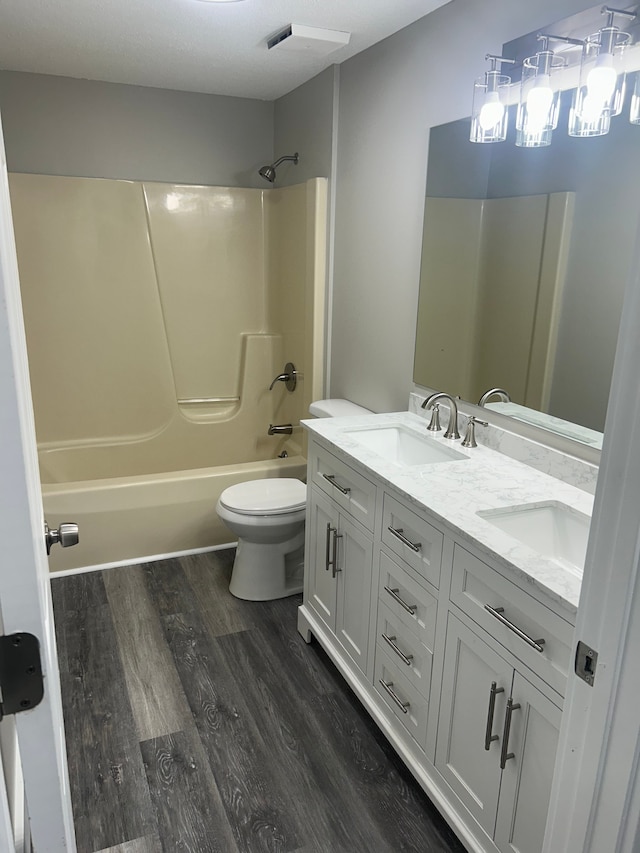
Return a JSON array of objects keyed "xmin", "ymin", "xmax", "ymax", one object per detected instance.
[{"xmin": 414, "ymin": 5, "xmax": 640, "ymax": 448}]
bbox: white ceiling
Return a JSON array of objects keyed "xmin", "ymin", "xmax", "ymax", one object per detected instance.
[{"xmin": 0, "ymin": 0, "xmax": 450, "ymax": 101}]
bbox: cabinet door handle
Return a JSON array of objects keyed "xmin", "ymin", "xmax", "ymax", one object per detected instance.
[
  {"xmin": 484, "ymin": 605, "xmax": 546, "ymax": 653},
  {"xmin": 322, "ymin": 473, "xmax": 351, "ymax": 495},
  {"xmin": 499, "ymin": 697, "xmax": 521, "ymax": 769},
  {"xmin": 387, "ymin": 526, "xmax": 422, "ymax": 553},
  {"xmin": 484, "ymin": 681, "xmax": 505, "ymax": 750},
  {"xmin": 379, "ymin": 679, "xmax": 410, "ymax": 714},
  {"xmin": 383, "ymin": 586, "xmax": 417, "ymax": 615},
  {"xmin": 332, "ymin": 531, "xmax": 343, "ymax": 578},
  {"xmin": 325, "ymin": 523, "xmax": 336, "ymax": 572},
  {"xmin": 382, "ymin": 633, "xmax": 414, "ymax": 666}
]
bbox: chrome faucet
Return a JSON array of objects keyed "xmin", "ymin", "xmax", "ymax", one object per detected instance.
[
  {"xmin": 421, "ymin": 393, "xmax": 460, "ymax": 439},
  {"xmin": 478, "ymin": 387, "xmax": 511, "ymax": 406}
]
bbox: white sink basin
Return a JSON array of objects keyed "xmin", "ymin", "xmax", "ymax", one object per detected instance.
[
  {"xmin": 478, "ymin": 501, "xmax": 590, "ymax": 575},
  {"xmin": 343, "ymin": 425, "xmax": 468, "ymax": 466}
]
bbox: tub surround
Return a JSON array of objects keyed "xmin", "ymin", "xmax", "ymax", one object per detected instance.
[
  {"xmin": 303, "ymin": 410, "xmax": 591, "ymax": 615},
  {"xmin": 14, "ymin": 174, "xmax": 328, "ymax": 571}
]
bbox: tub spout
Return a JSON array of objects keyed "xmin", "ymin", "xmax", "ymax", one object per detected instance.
[{"xmin": 268, "ymin": 423, "xmax": 293, "ymax": 435}]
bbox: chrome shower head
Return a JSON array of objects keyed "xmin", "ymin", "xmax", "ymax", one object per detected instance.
[
  {"xmin": 258, "ymin": 152, "xmax": 299, "ymax": 183},
  {"xmin": 259, "ymin": 164, "xmax": 277, "ymax": 182}
]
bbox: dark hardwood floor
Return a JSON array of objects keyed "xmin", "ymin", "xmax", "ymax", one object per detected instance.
[{"xmin": 51, "ymin": 550, "xmax": 467, "ymax": 853}]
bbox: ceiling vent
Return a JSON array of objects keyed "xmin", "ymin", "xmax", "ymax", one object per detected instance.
[{"xmin": 267, "ymin": 24, "xmax": 351, "ymax": 56}]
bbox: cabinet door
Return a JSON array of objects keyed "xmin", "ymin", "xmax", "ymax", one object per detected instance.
[
  {"xmin": 307, "ymin": 489, "xmax": 338, "ymax": 631},
  {"xmin": 335, "ymin": 512, "xmax": 373, "ymax": 675},
  {"xmin": 436, "ymin": 614, "xmax": 513, "ymax": 839},
  {"xmin": 494, "ymin": 672, "xmax": 561, "ymax": 853}
]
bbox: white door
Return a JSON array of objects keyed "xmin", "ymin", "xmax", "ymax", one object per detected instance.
[
  {"xmin": 335, "ymin": 512, "xmax": 373, "ymax": 675},
  {"xmin": 306, "ymin": 489, "xmax": 338, "ymax": 630},
  {"xmin": 0, "ymin": 111, "xmax": 76, "ymax": 850},
  {"xmin": 435, "ymin": 613, "xmax": 512, "ymax": 839}
]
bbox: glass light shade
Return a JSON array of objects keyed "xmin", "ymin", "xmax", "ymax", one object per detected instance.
[
  {"xmin": 470, "ymin": 74, "xmax": 511, "ymax": 143},
  {"xmin": 568, "ymin": 30, "xmax": 629, "ymax": 137},
  {"xmin": 630, "ymin": 72, "xmax": 640, "ymax": 124},
  {"xmin": 516, "ymin": 54, "xmax": 562, "ymax": 147}
]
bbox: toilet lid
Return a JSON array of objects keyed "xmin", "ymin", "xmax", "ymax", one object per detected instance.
[{"xmin": 219, "ymin": 478, "xmax": 307, "ymax": 515}]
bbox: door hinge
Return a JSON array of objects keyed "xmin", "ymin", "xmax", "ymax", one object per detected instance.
[
  {"xmin": 0, "ymin": 633, "xmax": 44, "ymax": 720},
  {"xmin": 575, "ymin": 640, "xmax": 598, "ymax": 687}
]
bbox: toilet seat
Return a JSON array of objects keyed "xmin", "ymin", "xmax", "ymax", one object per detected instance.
[{"xmin": 219, "ymin": 478, "xmax": 306, "ymax": 516}]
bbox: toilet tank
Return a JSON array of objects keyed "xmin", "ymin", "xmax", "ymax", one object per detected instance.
[{"xmin": 309, "ymin": 399, "xmax": 372, "ymax": 418}]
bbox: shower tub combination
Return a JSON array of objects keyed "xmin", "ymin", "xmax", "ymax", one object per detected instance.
[{"xmin": 10, "ymin": 173, "xmax": 327, "ymax": 572}]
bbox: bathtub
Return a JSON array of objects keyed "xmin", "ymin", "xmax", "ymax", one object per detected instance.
[{"xmin": 42, "ymin": 445, "xmax": 306, "ymax": 573}]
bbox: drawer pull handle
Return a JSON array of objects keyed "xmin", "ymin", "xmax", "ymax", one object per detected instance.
[
  {"xmin": 484, "ymin": 681, "xmax": 504, "ymax": 750},
  {"xmin": 383, "ymin": 586, "xmax": 417, "ymax": 615},
  {"xmin": 484, "ymin": 605, "xmax": 546, "ymax": 653},
  {"xmin": 382, "ymin": 633, "xmax": 413, "ymax": 666},
  {"xmin": 379, "ymin": 679, "xmax": 410, "ymax": 714},
  {"xmin": 322, "ymin": 473, "xmax": 351, "ymax": 495},
  {"xmin": 387, "ymin": 526, "xmax": 422, "ymax": 553},
  {"xmin": 500, "ymin": 697, "xmax": 521, "ymax": 769}
]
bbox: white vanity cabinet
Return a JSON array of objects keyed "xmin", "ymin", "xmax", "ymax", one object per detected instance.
[
  {"xmin": 299, "ymin": 430, "xmax": 578, "ymax": 853},
  {"xmin": 305, "ymin": 444, "xmax": 376, "ymax": 677}
]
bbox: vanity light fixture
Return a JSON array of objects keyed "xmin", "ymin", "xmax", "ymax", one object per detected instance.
[
  {"xmin": 516, "ymin": 34, "xmax": 581, "ymax": 148},
  {"xmin": 568, "ymin": 6, "xmax": 636, "ymax": 137},
  {"xmin": 470, "ymin": 54, "xmax": 516, "ymax": 143}
]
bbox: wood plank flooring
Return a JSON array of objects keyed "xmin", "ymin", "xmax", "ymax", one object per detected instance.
[{"xmin": 51, "ymin": 550, "xmax": 466, "ymax": 853}]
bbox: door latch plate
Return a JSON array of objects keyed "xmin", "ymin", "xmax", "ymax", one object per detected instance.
[
  {"xmin": 575, "ymin": 640, "xmax": 598, "ymax": 686},
  {"xmin": 0, "ymin": 633, "xmax": 44, "ymax": 719}
]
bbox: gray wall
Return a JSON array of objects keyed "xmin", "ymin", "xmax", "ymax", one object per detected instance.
[
  {"xmin": 274, "ymin": 67, "xmax": 336, "ymax": 186},
  {"xmin": 327, "ymin": 0, "xmax": 597, "ymax": 414},
  {"xmin": 0, "ymin": 71, "xmax": 274, "ymax": 186}
]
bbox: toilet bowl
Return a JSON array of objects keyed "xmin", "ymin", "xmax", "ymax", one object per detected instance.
[
  {"xmin": 217, "ymin": 478, "xmax": 307, "ymax": 600},
  {"xmin": 217, "ymin": 399, "xmax": 372, "ymax": 601}
]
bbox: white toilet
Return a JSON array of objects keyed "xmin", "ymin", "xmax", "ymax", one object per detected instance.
[{"xmin": 217, "ymin": 398, "xmax": 372, "ymax": 601}]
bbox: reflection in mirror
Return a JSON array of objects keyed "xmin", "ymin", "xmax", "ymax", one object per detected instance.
[{"xmin": 414, "ymin": 96, "xmax": 640, "ymax": 441}]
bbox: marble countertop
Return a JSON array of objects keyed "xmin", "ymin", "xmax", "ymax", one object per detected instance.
[{"xmin": 303, "ymin": 411, "xmax": 593, "ymax": 619}]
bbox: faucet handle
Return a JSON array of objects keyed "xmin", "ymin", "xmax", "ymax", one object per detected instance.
[
  {"xmin": 461, "ymin": 416, "xmax": 488, "ymax": 448},
  {"xmin": 426, "ymin": 403, "xmax": 441, "ymax": 432}
]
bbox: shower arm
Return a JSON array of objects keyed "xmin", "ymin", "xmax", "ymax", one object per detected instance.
[{"xmin": 271, "ymin": 154, "xmax": 299, "ymax": 169}]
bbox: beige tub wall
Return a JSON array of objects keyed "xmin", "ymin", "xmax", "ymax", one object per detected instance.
[
  {"xmin": 11, "ymin": 174, "xmax": 324, "ymax": 494},
  {"xmin": 9, "ymin": 173, "xmax": 175, "ymax": 445},
  {"xmin": 143, "ymin": 183, "xmax": 268, "ymax": 401},
  {"xmin": 266, "ymin": 178, "xmax": 327, "ymax": 447}
]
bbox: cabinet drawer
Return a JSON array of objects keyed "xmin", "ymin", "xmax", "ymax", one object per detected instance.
[
  {"xmin": 378, "ymin": 551, "xmax": 437, "ymax": 652},
  {"xmin": 376, "ymin": 602, "xmax": 433, "ymax": 698},
  {"xmin": 451, "ymin": 544, "xmax": 573, "ymax": 696},
  {"xmin": 382, "ymin": 492, "xmax": 443, "ymax": 588},
  {"xmin": 309, "ymin": 442, "xmax": 377, "ymax": 531},
  {"xmin": 375, "ymin": 645, "xmax": 428, "ymax": 746}
]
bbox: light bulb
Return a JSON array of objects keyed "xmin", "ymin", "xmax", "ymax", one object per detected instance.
[
  {"xmin": 587, "ymin": 53, "xmax": 617, "ymax": 103},
  {"xmin": 525, "ymin": 75, "xmax": 553, "ymax": 132},
  {"xmin": 478, "ymin": 91, "xmax": 505, "ymax": 131}
]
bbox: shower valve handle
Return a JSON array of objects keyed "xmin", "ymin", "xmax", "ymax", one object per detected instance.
[{"xmin": 268, "ymin": 362, "xmax": 297, "ymax": 392}]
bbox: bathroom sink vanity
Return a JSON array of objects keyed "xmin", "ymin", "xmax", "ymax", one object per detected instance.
[{"xmin": 298, "ymin": 411, "xmax": 593, "ymax": 853}]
